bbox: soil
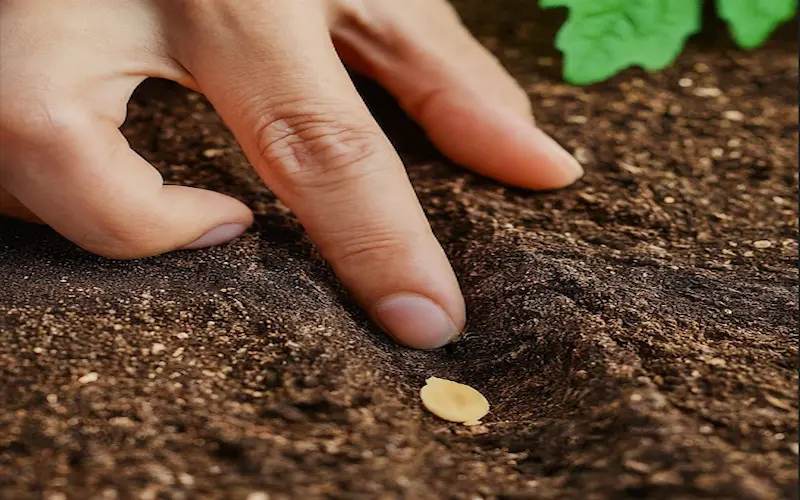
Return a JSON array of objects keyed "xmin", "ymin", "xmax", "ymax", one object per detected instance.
[{"xmin": 1, "ymin": 2, "xmax": 797, "ymax": 499}]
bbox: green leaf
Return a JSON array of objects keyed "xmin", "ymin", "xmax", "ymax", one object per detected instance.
[
  {"xmin": 541, "ymin": 0, "xmax": 702, "ymax": 85},
  {"xmin": 718, "ymin": 0, "xmax": 798, "ymax": 49}
]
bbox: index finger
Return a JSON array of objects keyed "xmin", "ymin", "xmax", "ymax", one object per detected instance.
[{"xmin": 167, "ymin": 0, "xmax": 465, "ymax": 349}]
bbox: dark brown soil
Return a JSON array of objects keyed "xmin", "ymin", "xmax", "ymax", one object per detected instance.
[{"xmin": 1, "ymin": 3, "xmax": 797, "ymax": 499}]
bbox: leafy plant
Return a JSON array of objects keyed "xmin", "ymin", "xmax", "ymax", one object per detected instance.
[{"xmin": 541, "ymin": 0, "xmax": 798, "ymax": 84}]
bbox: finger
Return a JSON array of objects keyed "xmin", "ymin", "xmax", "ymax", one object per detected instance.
[
  {"xmin": 170, "ymin": 1, "xmax": 465, "ymax": 349},
  {"xmin": 332, "ymin": 0, "xmax": 584, "ymax": 190},
  {"xmin": 0, "ymin": 99, "xmax": 253, "ymax": 259}
]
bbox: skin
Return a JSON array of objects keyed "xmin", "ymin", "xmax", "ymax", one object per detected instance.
[{"xmin": 0, "ymin": 0, "xmax": 584, "ymax": 349}]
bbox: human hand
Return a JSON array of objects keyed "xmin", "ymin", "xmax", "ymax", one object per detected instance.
[{"xmin": 0, "ymin": 0, "xmax": 583, "ymax": 348}]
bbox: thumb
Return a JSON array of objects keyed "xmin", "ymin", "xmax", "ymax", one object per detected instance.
[{"xmin": 0, "ymin": 100, "xmax": 253, "ymax": 259}]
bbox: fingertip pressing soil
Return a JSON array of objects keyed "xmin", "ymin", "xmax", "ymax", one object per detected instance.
[{"xmin": 1, "ymin": 2, "xmax": 797, "ymax": 499}]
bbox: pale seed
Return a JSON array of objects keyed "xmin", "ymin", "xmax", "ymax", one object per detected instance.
[{"xmin": 420, "ymin": 377, "xmax": 489, "ymax": 426}]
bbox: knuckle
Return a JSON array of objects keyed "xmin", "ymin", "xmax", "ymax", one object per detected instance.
[
  {"xmin": 0, "ymin": 98, "xmax": 84, "ymax": 171},
  {"xmin": 255, "ymin": 107, "xmax": 386, "ymax": 191},
  {"xmin": 0, "ymin": 97, "xmax": 83, "ymax": 179},
  {"xmin": 0, "ymin": 97, "xmax": 75, "ymax": 143},
  {"xmin": 328, "ymin": 226, "xmax": 415, "ymax": 270}
]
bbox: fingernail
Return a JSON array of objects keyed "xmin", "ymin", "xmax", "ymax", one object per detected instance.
[
  {"xmin": 373, "ymin": 293, "xmax": 460, "ymax": 350},
  {"xmin": 534, "ymin": 127, "xmax": 585, "ymax": 182},
  {"xmin": 181, "ymin": 223, "xmax": 249, "ymax": 250}
]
